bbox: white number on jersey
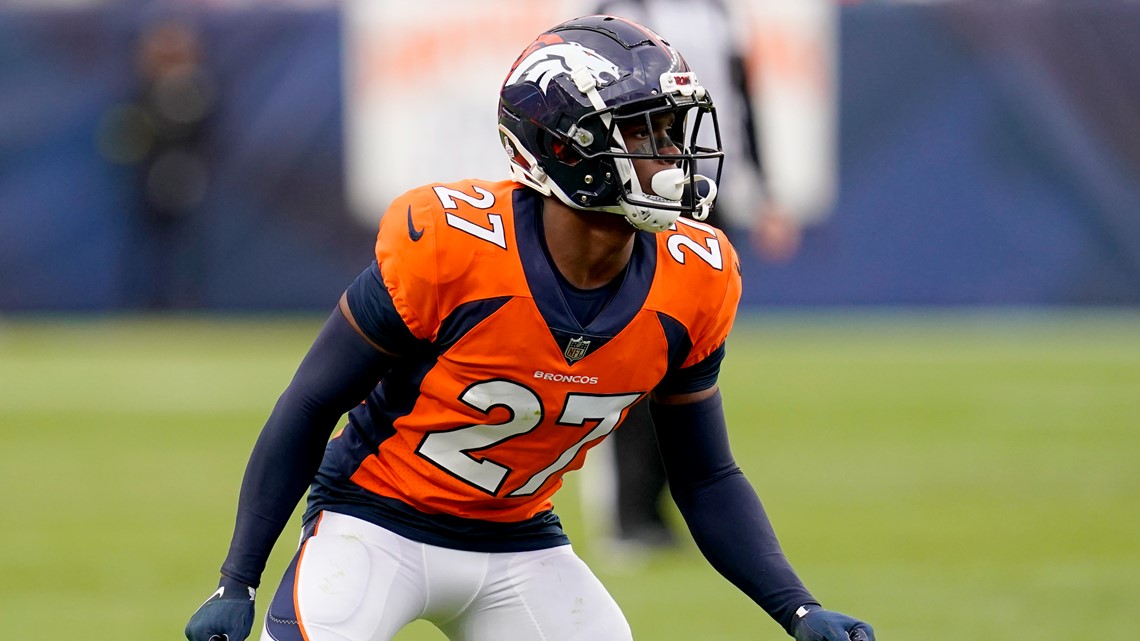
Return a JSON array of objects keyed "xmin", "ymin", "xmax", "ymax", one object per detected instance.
[
  {"xmin": 416, "ymin": 379, "xmax": 642, "ymax": 496},
  {"xmin": 509, "ymin": 392, "xmax": 642, "ymax": 496},
  {"xmin": 434, "ymin": 185, "xmax": 507, "ymax": 249},
  {"xmin": 666, "ymin": 218, "xmax": 723, "ymax": 270}
]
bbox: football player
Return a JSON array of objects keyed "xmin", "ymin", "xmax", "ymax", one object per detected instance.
[{"xmin": 185, "ymin": 15, "xmax": 874, "ymax": 641}]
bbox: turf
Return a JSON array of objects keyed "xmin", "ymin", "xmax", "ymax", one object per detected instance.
[{"xmin": 1, "ymin": 310, "xmax": 1136, "ymax": 640}]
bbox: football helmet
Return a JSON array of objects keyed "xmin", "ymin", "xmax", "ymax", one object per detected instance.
[{"xmin": 498, "ymin": 15, "xmax": 723, "ymax": 232}]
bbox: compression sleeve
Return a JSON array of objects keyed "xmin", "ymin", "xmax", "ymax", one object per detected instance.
[
  {"xmin": 649, "ymin": 391, "xmax": 819, "ymax": 634},
  {"xmin": 219, "ymin": 306, "xmax": 396, "ymax": 587}
]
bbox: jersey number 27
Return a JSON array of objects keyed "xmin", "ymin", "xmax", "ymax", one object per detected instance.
[{"xmin": 416, "ymin": 379, "xmax": 641, "ymax": 497}]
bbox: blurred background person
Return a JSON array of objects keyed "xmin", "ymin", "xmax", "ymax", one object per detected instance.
[
  {"xmin": 596, "ymin": 0, "xmax": 801, "ymax": 260},
  {"xmin": 585, "ymin": 0, "xmax": 833, "ymax": 555},
  {"xmin": 99, "ymin": 17, "xmax": 217, "ymax": 309}
]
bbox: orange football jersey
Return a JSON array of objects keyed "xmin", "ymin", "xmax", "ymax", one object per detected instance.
[{"xmin": 327, "ymin": 179, "xmax": 740, "ymax": 525}]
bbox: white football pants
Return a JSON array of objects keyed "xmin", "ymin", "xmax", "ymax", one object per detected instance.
[{"xmin": 260, "ymin": 511, "xmax": 633, "ymax": 641}]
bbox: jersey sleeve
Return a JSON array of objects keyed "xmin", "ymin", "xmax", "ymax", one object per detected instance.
[
  {"xmin": 374, "ymin": 190, "xmax": 443, "ymax": 342},
  {"xmin": 682, "ymin": 234, "xmax": 743, "ymax": 368},
  {"xmin": 374, "ymin": 180, "xmax": 529, "ymax": 345},
  {"xmin": 657, "ymin": 342, "xmax": 725, "ymax": 396}
]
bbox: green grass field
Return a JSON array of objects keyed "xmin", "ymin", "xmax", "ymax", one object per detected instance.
[{"xmin": 1, "ymin": 310, "xmax": 1137, "ymax": 640}]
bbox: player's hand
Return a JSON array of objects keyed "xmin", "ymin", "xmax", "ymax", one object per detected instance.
[
  {"xmin": 185, "ymin": 576, "xmax": 257, "ymax": 641},
  {"xmin": 791, "ymin": 605, "xmax": 875, "ymax": 641}
]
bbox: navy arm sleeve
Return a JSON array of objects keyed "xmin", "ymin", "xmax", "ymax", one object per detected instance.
[
  {"xmin": 219, "ymin": 305, "xmax": 397, "ymax": 587},
  {"xmin": 649, "ymin": 391, "xmax": 819, "ymax": 634}
]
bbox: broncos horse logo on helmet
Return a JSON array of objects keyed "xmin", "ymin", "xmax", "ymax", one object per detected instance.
[
  {"xmin": 498, "ymin": 15, "xmax": 724, "ymax": 232},
  {"xmin": 504, "ymin": 42, "xmax": 621, "ymax": 94}
]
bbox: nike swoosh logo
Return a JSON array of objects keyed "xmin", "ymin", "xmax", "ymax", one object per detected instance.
[{"xmin": 407, "ymin": 206, "xmax": 424, "ymax": 241}]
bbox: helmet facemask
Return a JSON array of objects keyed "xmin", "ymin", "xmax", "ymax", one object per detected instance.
[{"xmin": 597, "ymin": 91, "xmax": 723, "ymax": 231}]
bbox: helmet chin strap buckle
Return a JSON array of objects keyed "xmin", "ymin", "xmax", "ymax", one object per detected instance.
[{"xmin": 690, "ymin": 174, "xmax": 717, "ymax": 221}]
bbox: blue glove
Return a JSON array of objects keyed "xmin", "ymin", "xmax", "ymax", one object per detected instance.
[
  {"xmin": 185, "ymin": 576, "xmax": 257, "ymax": 641},
  {"xmin": 791, "ymin": 605, "xmax": 875, "ymax": 641}
]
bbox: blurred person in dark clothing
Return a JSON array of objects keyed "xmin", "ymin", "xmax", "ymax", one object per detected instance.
[
  {"xmin": 101, "ymin": 18, "xmax": 216, "ymax": 309},
  {"xmin": 590, "ymin": 0, "xmax": 801, "ymax": 554}
]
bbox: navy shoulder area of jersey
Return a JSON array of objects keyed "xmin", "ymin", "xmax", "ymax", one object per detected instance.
[
  {"xmin": 345, "ymin": 262, "xmax": 429, "ymax": 356},
  {"xmin": 347, "ymin": 261, "xmax": 516, "ymax": 355}
]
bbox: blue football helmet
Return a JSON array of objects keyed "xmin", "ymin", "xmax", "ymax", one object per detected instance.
[{"xmin": 498, "ymin": 15, "xmax": 723, "ymax": 232}]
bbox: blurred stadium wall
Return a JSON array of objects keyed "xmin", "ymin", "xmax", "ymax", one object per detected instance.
[{"xmin": 1, "ymin": 1, "xmax": 1138, "ymax": 311}]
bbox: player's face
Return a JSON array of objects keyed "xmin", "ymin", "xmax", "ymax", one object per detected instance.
[{"xmin": 619, "ymin": 112, "xmax": 680, "ymax": 197}]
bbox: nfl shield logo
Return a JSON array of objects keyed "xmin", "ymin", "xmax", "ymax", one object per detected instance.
[{"xmin": 564, "ymin": 336, "xmax": 591, "ymax": 362}]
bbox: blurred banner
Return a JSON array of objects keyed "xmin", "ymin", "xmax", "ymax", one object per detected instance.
[
  {"xmin": 343, "ymin": 0, "xmax": 581, "ymax": 227},
  {"xmin": 746, "ymin": 2, "xmax": 1140, "ymax": 306},
  {"xmin": 747, "ymin": 0, "xmax": 839, "ymax": 226},
  {"xmin": 1, "ymin": 2, "xmax": 1139, "ymax": 311}
]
